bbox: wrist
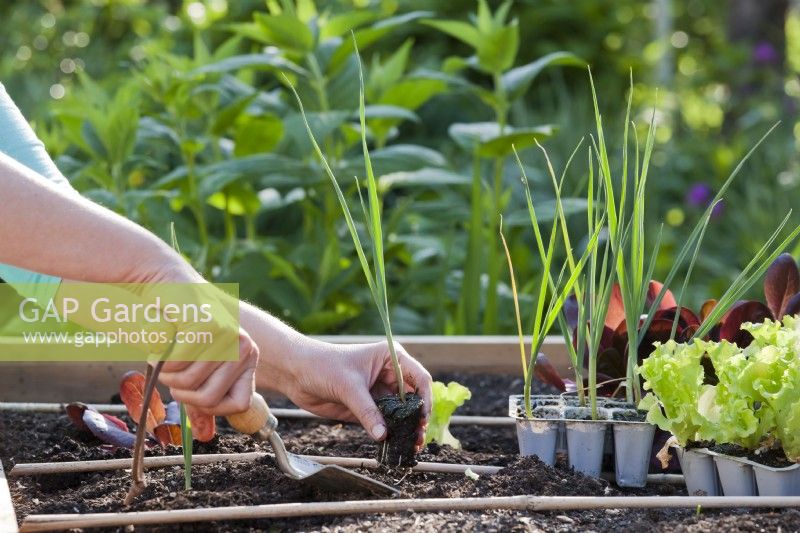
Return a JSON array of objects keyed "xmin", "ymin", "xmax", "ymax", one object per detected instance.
[
  {"xmin": 256, "ymin": 336, "xmax": 346, "ymax": 397},
  {"xmin": 139, "ymin": 250, "xmax": 204, "ymax": 284}
]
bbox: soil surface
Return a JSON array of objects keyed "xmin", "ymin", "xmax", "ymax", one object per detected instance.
[
  {"xmin": 710, "ymin": 443, "xmax": 750, "ymax": 457},
  {"xmin": 2, "ymin": 373, "xmax": 799, "ymax": 532},
  {"xmin": 747, "ymin": 447, "xmax": 795, "ymax": 468},
  {"xmin": 611, "ymin": 410, "xmax": 648, "ymax": 422}
]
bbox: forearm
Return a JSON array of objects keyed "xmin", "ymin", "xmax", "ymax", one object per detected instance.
[
  {"xmin": 0, "ymin": 152, "xmax": 188, "ymax": 283},
  {"xmin": 242, "ymin": 300, "xmax": 313, "ymax": 393},
  {"xmin": 240, "ymin": 300, "xmax": 342, "ymax": 395}
]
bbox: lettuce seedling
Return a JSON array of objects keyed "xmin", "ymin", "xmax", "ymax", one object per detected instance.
[
  {"xmin": 424, "ymin": 381, "xmax": 471, "ymax": 449},
  {"xmin": 640, "ymin": 317, "xmax": 800, "ymax": 459},
  {"xmin": 637, "ymin": 340, "xmax": 712, "ymax": 447},
  {"xmin": 639, "ymin": 337, "xmax": 766, "ymax": 449}
]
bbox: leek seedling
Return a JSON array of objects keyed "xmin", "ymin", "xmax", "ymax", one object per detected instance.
[
  {"xmin": 550, "ymin": 146, "xmax": 616, "ymax": 419},
  {"xmin": 540, "ymin": 139, "xmax": 590, "ymax": 408},
  {"xmin": 588, "ymin": 70, "xmax": 800, "ymax": 404},
  {"xmin": 502, "ymin": 146, "xmax": 604, "ymax": 419},
  {"xmin": 170, "ymin": 223, "xmax": 193, "ymax": 491},
  {"xmin": 284, "ymin": 40, "xmax": 405, "ymax": 401},
  {"xmin": 528, "ymin": 141, "xmax": 618, "ymax": 420}
]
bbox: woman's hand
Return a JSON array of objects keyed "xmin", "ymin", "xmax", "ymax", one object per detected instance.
[
  {"xmin": 280, "ymin": 341, "xmax": 433, "ymax": 450},
  {"xmin": 159, "ymin": 331, "xmax": 260, "ymax": 416}
]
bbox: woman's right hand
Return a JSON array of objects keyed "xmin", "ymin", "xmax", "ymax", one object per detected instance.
[{"xmin": 158, "ymin": 330, "xmax": 260, "ymax": 416}]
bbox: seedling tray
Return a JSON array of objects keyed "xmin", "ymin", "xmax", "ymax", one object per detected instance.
[
  {"xmin": 690, "ymin": 448, "xmax": 800, "ymax": 496},
  {"xmin": 508, "ymin": 395, "xmax": 656, "ymax": 487}
]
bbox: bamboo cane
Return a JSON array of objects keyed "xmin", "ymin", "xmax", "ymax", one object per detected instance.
[
  {"xmin": 0, "ymin": 403, "xmax": 516, "ymax": 426},
  {"xmin": 9, "ymin": 454, "xmax": 503, "ymax": 477},
  {"xmin": 0, "ymin": 460, "xmax": 18, "ymax": 533},
  {"xmin": 8, "ymin": 454, "xmax": 684, "ymax": 485},
  {"xmin": 0, "ymin": 403, "xmax": 128, "ymax": 413},
  {"xmin": 600, "ymin": 472, "xmax": 684, "ymax": 485},
  {"xmin": 19, "ymin": 495, "xmax": 800, "ymax": 532}
]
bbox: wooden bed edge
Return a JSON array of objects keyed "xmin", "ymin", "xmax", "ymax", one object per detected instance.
[{"xmin": 0, "ymin": 460, "xmax": 19, "ymax": 533}]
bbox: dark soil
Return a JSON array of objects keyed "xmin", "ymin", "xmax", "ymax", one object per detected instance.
[
  {"xmin": 710, "ymin": 443, "xmax": 750, "ymax": 457},
  {"xmin": 376, "ymin": 393, "xmax": 423, "ymax": 468},
  {"xmin": 747, "ymin": 447, "xmax": 795, "ymax": 469},
  {"xmin": 612, "ymin": 410, "xmax": 648, "ymax": 422},
  {"xmin": 2, "ymin": 372, "xmax": 800, "ymax": 532},
  {"xmin": 685, "ymin": 440, "xmax": 715, "ymax": 451}
]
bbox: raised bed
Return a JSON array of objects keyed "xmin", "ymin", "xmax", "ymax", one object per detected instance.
[
  {"xmin": 0, "ymin": 456, "xmax": 17, "ymax": 533},
  {"xmin": 0, "ymin": 335, "xmax": 571, "ymax": 402},
  {"xmin": 3, "ymin": 342, "xmax": 800, "ymax": 531}
]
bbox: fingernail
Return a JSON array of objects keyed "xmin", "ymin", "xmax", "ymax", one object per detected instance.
[{"xmin": 371, "ymin": 423, "xmax": 387, "ymax": 440}]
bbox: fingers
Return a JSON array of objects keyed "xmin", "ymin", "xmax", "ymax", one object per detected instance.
[
  {"xmin": 394, "ymin": 344, "xmax": 432, "ymax": 450},
  {"xmin": 163, "ymin": 330, "xmax": 260, "ymax": 416},
  {"xmin": 170, "ymin": 352, "xmax": 257, "ymax": 415},
  {"xmin": 159, "ymin": 361, "xmax": 222, "ymax": 390},
  {"xmin": 339, "ymin": 382, "xmax": 388, "ymax": 441}
]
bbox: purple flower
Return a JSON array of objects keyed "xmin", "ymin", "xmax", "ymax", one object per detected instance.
[
  {"xmin": 711, "ymin": 199, "xmax": 725, "ymax": 218},
  {"xmin": 685, "ymin": 182, "xmax": 725, "ymax": 218},
  {"xmin": 686, "ymin": 182, "xmax": 713, "ymax": 207},
  {"xmin": 753, "ymin": 41, "xmax": 779, "ymax": 64}
]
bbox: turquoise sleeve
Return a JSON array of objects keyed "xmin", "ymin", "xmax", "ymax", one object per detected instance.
[{"xmin": 0, "ymin": 82, "xmax": 71, "ymax": 303}]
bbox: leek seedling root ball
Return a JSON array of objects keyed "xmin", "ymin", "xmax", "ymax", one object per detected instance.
[{"xmin": 376, "ymin": 394, "xmax": 424, "ymax": 467}]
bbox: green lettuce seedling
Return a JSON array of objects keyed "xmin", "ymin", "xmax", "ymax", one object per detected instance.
[
  {"xmin": 425, "ymin": 381, "xmax": 472, "ymax": 449},
  {"xmin": 638, "ymin": 339, "xmax": 726, "ymax": 447},
  {"xmin": 639, "ymin": 317, "xmax": 800, "ymax": 459}
]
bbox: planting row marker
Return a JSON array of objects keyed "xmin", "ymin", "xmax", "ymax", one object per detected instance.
[
  {"xmin": 9, "ymin": 453, "xmax": 502, "ymax": 477},
  {"xmin": 0, "ymin": 460, "xmax": 18, "ymax": 533},
  {"xmin": 8, "ymin": 453, "xmax": 683, "ymax": 486},
  {"xmin": 19, "ymin": 495, "xmax": 800, "ymax": 532},
  {"xmin": 0, "ymin": 403, "xmax": 517, "ymax": 427}
]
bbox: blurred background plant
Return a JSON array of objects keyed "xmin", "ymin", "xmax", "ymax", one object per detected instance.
[{"xmin": 2, "ymin": 0, "xmax": 799, "ymax": 335}]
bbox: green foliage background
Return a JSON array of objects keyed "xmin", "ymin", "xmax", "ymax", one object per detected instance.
[{"xmin": 2, "ymin": 0, "xmax": 799, "ymax": 335}]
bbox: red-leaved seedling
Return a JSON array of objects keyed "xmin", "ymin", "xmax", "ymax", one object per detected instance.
[
  {"xmin": 120, "ymin": 370, "xmax": 215, "ymax": 445},
  {"xmin": 120, "ymin": 370, "xmax": 167, "ymax": 434},
  {"xmin": 534, "ymin": 280, "xmax": 697, "ymax": 396},
  {"xmin": 537, "ymin": 254, "xmax": 800, "ymax": 396},
  {"xmin": 65, "ymin": 402, "xmax": 135, "ymax": 448},
  {"xmin": 65, "ymin": 371, "xmax": 216, "ymax": 449},
  {"xmin": 709, "ymin": 253, "xmax": 800, "ymax": 347},
  {"xmin": 185, "ymin": 406, "xmax": 215, "ymax": 442},
  {"xmin": 82, "ymin": 409, "xmax": 137, "ymax": 448},
  {"xmin": 153, "ymin": 401, "xmax": 182, "ymax": 446}
]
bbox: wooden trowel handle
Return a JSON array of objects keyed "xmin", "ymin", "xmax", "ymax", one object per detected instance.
[{"xmin": 226, "ymin": 393, "xmax": 278, "ymax": 439}]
